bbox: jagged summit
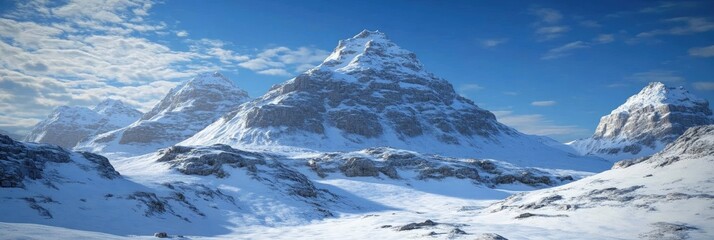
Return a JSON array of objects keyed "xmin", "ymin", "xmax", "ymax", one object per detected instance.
[
  {"xmin": 568, "ymin": 82, "xmax": 713, "ymax": 161},
  {"xmin": 76, "ymin": 72, "xmax": 251, "ymax": 156},
  {"xmin": 182, "ymin": 30, "xmax": 609, "ymax": 171},
  {"xmin": 318, "ymin": 30, "xmax": 426, "ymax": 76},
  {"xmin": 611, "ymin": 82, "xmax": 710, "ymax": 115}
]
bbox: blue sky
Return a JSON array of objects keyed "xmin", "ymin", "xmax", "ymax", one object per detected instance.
[{"xmin": 0, "ymin": 0, "xmax": 712, "ymax": 141}]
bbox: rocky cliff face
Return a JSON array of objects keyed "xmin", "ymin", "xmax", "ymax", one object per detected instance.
[
  {"xmin": 568, "ymin": 82, "xmax": 713, "ymax": 161},
  {"xmin": 76, "ymin": 72, "xmax": 250, "ymax": 156},
  {"xmin": 24, "ymin": 99, "xmax": 141, "ymax": 149},
  {"xmin": 182, "ymin": 31, "xmax": 606, "ymax": 171}
]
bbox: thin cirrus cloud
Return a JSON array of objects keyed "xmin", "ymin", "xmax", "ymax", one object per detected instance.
[
  {"xmin": 531, "ymin": 100, "xmax": 557, "ymax": 107},
  {"xmin": 692, "ymin": 82, "xmax": 714, "ymax": 91},
  {"xmin": 238, "ymin": 46, "xmax": 328, "ymax": 73},
  {"xmin": 541, "ymin": 41, "xmax": 589, "ymax": 60},
  {"xmin": 529, "ymin": 7, "xmax": 569, "ymax": 41},
  {"xmin": 637, "ymin": 17, "xmax": 714, "ymax": 38},
  {"xmin": 459, "ymin": 83, "xmax": 484, "ymax": 92},
  {"xmin": 0, "ymin": 0, "xmax": 328, "ymax": 137},
  {"xmin": 689, "ymin": 45, "xmax": 714, "ymax": 57},
  {"xmin": 480, "ymin": 38, "xmax": 508, "ymax": 48}
]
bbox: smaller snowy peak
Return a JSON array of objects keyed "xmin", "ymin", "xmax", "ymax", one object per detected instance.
[
  {"xmin": 612, "ymin": 82, "xmax": 709, "ymax": 115},
  {"xmin": 77, "ymin": 72, "xmax": 252, "ymax": 156},
  {"xmin": 24, "ymin": 106, "xmax": 107, "ymax": 149},
  {"xmin": 141, "ymin": 71, "xmax": 249, "ymax": 121},
  {"xmin": 25, "ymin": 100, "xmax": 142, "ymax": 150},
  {"xmin": 178, "ymin": 72, "xmax": 235, "ymax": 90},
  {"xmin": 568, "ymin": 82, "xmax": 713, "ymax": 161},
  {"xmin": 47, "ymin": 106, "xmax": 104, "ymax": 126},
  {"xmin": 319, "ymin": 29, "xmax": 426, "ymax": 75},
  {"xmin": 92, "ymin": 99, "xmax": 142, "ymax": 126}
]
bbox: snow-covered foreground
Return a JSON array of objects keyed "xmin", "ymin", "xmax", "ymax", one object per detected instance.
[
  {"xmin": 3, "ymin": 125, "xmax": 713, "ymax": 240},
  {"xmin": 0, "ymin": 178, "xmax": 594, "ymax": 239}
]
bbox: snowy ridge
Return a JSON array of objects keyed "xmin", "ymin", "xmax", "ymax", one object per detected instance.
[
  {"xmin": 182, "ymin": 30, "xmax": 609, "ymax": 172},
  {"xmin": 483, "ymin": 125, "xmax": 714, "ymax": 239},
  {"xmin": 568, "ymin": 82, "xmax": 713, "ymax": 161},
  {"xmin": 24, "ymin": 99, "xmax": 141, "ymax": 149},
  {"xmin": 75, "ymin": 72, "xmax": 250, "ymax": 157}
]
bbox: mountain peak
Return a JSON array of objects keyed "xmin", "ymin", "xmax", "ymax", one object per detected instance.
[
  {"xmin": 612, "ymin": 82, "xmax": 707, "ymax": 114},
  {"xmin": 568, "ymin": 82, "xmax": 713, "ymax": 161},
  {"xmin": 318, "ymin": 30, "xmax": 425, "ymax": 75},
  {"xmin": 353, "ymin": 29, "xmax": 388, "ymax": 39},
  {"xmin": 182, "ymin": 71, "xmax": 234, "ymax": 88},
  {"xmin": 93, "ymin": 99, "xmax": 136, "ymax": 115}
]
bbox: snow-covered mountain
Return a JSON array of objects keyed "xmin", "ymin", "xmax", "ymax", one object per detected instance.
[
  {"xmin": 568, "ymin": 82, "xmax": 713, "ymax": 161},
  {"xmin": 182, "ymin": 30, "xmax": 608, "ymax": 172},
  {"xmin": 23, "ymin": 99, "xmax": 141, "ymax": 149},
  {"xmin": 0, "ymin": 133, "xmax": 357, "ymax": 236},
  {"xmin": 483, "ymin": 125, "xmax": 714, "ymax": 239},
  {"xmin": 76, "ymin": 72, "xmax": 250, "ymax": 156}
]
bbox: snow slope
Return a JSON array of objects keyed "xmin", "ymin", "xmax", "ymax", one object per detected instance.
[
  {"xmin": 0, "ymin": 133, "xmax": 367, "ymax": 237},
  {"xmin": 568, "ymin": 82, "xmax": 713, "ymax": 161},
  {"xmin": 182, "ymin": 30, "xmax": 609, "ymax": 172},
  {"xmin": 76, "ymin": 72, "xmax": 250, "ymax": 157},
  {"xmin": 483, "ymin": 125, "xmax": 714, "ymax": 239},
  {"xmin": 24, "ymin": 99, "xmax": 141, "ymax": 149}
]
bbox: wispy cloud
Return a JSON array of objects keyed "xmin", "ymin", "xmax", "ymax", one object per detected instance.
[
  {"xmin": 531, "ymin": 100, "xmax": 557, "ymax": 107},
  {"xmin": 238, "ymin": 46, "xmax": 328, "ymax": 75},
  {"xmin": 531, "ymin": 7, "xmax": 562, "ymax": 24},
  {"xmin": 257, "ymin": 68, "xmax": 291, "ymax": 76},
  {"xmin": 458, "ymin": 84, "xmax": 484, "ymax": 95},
  {"xmin": 535, "ymin": 26, "xmax": 570, "ymax": 41},
  {"xmin": 579, "ymin": 20, "xmax": 601, "ymax": 28},
  {"xmin": 0, "ymin": 0, "xmax": 329, "ymax": 136},
  {"xmin": 689, "ymin": 45, "xmax": 714, "ymax": 57},
  {"xmin": 628, "ymin": 70, "xmax": 685, "ymax": 83},
  {"xmin": 530, "ymin": 7, "xmax": 569, "ymax": 41},
  {"xmin": 692, "ymin": 82, "xmax": 714, "ymax": 91},
  {"xmin": 607, "ymin": 83, "xmax": 628, "ymax": 88},
  {"xmin": 480, "ymin": 38, "xmax": 508, "ymax": 48},
  {"xmin": 541, "ymin": 41, "xmax": 589, "ymax": 60},
  {"xmin": 493, "ymin": 110, "xmax": 589, "ymax": 140},
  {"xmin": 594, "ymin": 34, "xmax": 615, "ymax": 44},
  {"xmin": 639, "ymin": 1, "xmax": 698, "ymax": 14},
  {"xmin": 637, "ymin": 17, "xmax": 714, "ymax": 38}
]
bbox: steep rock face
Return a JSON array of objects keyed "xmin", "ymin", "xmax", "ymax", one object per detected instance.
[
  {"xmin": 76, "ymin": 72, "xmax": 250, "ymax": 156},
  {"xmin": 484, "ymin": 125, "xmax": 714, "ymax": 239},
  {"xmin": 183, "ymin": 30, "xmax": 607, "ymax": 171},
  {"xmin": 0, "ymin": 134, "xmax": 119, "ymax": 188},
  {"xmin": 24, "ymin": 99, "xmax": 141, "ymax": 149},
  {"xmin": 568, "ymin": 82, "xmax": 713, "ymax": 161}
]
